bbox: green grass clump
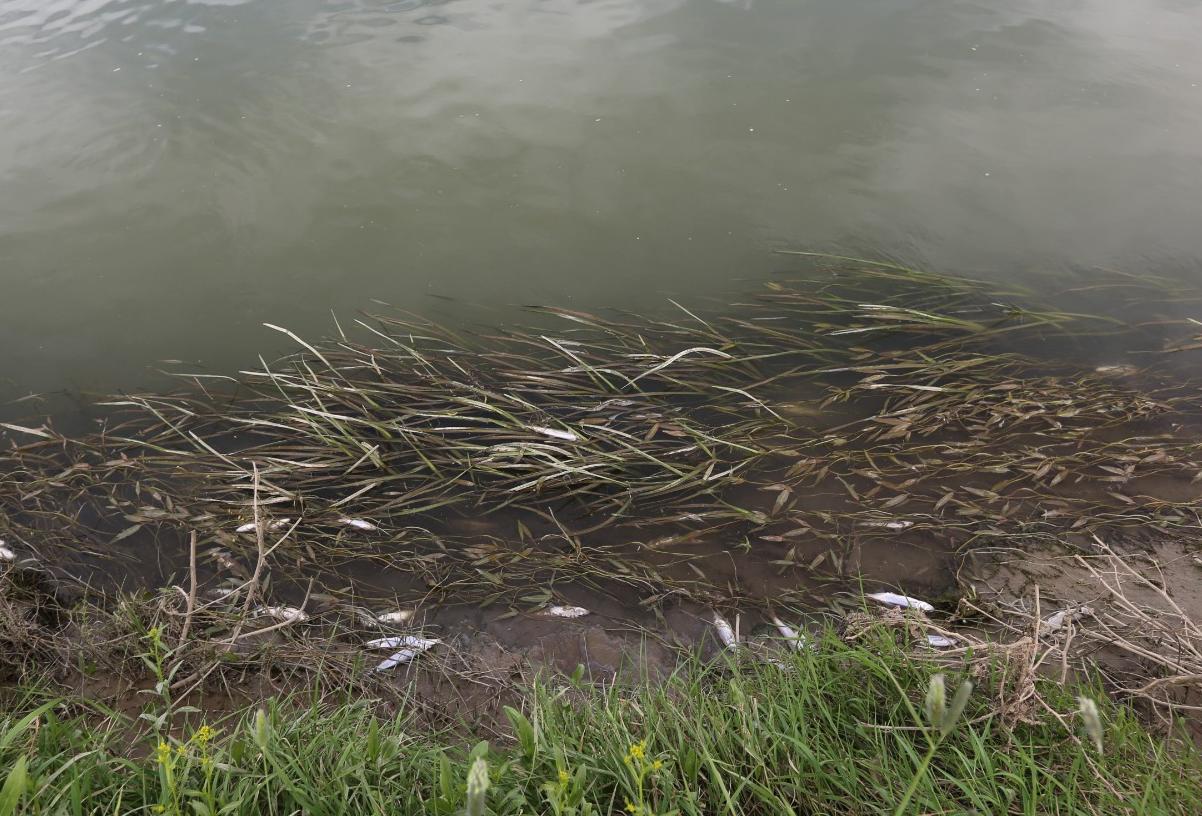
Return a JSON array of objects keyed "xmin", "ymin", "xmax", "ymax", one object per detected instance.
[{"xmin": 2, "ymin": 634, "xmax": 1199, "ymax": 815}]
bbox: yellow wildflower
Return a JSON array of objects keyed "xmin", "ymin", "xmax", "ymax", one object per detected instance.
[
  {"xmin": 193, "ymin": 725, "xmax": 214, "ymax": 745},
  {"xmin": 558, "ymin": 769, "xmax": 570, "ymax": 785},
  {"xmin": 625, "ymin": 803, "xmax": 638, "ymax": 814},
  {"xmin": 154, "ymin": 741, "xmax": 171, "ymax": 764},
  {"xmin": 628, "ymin": 741, "xmax": 646, "ymax": 760},
  {"xmin": 652, "ymin": 759, "xmax": 664, "ymax": 771}
]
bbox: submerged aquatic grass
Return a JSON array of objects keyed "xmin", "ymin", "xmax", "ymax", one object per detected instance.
[{"xmin": 1, "ymin": 255, "xmax": 1201, "ymax": 615}]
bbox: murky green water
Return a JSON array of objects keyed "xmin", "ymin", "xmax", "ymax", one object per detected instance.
[{"xmin": 3, "ymin": 0, "xmax": 1202, "ymax": 402}]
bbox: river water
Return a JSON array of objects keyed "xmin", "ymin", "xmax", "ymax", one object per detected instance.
[{"xmin": 3, "ymin": 0, "xmax": 1202, "ymax": 402}]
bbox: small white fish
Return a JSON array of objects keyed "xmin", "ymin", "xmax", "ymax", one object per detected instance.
[
  {"xmin": 1095, "ymin": 364, "xmax": 1138, "ymax": 377},
  {"xmin": 867, "ymin": 592, "xmax": 935, "ymax": 613},
  {"xmin": 376, "ymin": 610, "xmax": 414, "ymax": 625},
  {"xmin": 769, "ymin": 615, "xmax": 811, "ymax": 651},
  {"xmin": 255, "ymin": 606, "xmax": 309, "ymax": 623},
  {"xmin": 858, "ymin": 520, "xmax": 914, "ymax": 531},
  {"xmin": 374, "ymin": 652, "xmax": 423, "ymax": 671},
  {"xmin": 711, "ymin": 611, "xmax": 738, "ymax": 649},
  {"xmin": 235, "ymin": 518, "xmax": 292, "ymax": 534},
  {"xmin": 1041, "ymin": 606, "xmax": 1093, "ymax": 634},
  {"xmin": 538, "ymin": 605, "xmax": 590, "ymax": 619},
  {"xmin": 529, "ymin": 426, "xmax": 579, "ymax": 442},
  {"xmin": 367, "ymin": 635, "xmax": 441, "ymax": 671},
  {"xmin": 926, "ymin": 634, "xmax": 955, "ymax": 648},
  {"xmin": 0, "ymin": 542, "xmax": 15, "ymax": 561},
  {"xmin": 365, "ymin": 635, "xmax": 438, "ymax": 650},
  {"xmin": 339, "ymin": 518, "xmax": 378, "ymax": 531}
]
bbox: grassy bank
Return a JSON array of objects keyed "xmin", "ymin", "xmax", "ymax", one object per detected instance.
[{"xmin": 2, "ymin": 633, "xmax": 1199, "ymax": 816}]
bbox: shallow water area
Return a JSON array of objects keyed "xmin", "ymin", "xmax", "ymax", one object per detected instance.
[{"xmin": 4, "ymin": 0, "xmax": 1202, "ymax": 401}]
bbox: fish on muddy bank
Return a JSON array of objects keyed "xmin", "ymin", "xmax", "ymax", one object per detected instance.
[
  {"xmin": 255, "ymin": 606, "xmax": 310, "ymax": 623},
  {"xmin": 376, "ymin": 609, "xmax": 415, "ymax": 625},
  {"xmin": 867, "ymin": 592, "xmax": 935, "ymax": 612},
  {"xmin": 367, "ymin": 635, "xmax": 441, "ymax": 671},
  {"xmin": 537, "ymin": 605, "xmax": 590, "ymax": 619},
  {"xmin": 711, "ymin": 611, "xmax": 738, "ymax": 649},
  {"xmin": 1042, "ymin": 606, "xmax": 1095, "ymax": 633},
  {"xmin": 770, "ymin": 614, "xmax": 813, "ymax": 651}
]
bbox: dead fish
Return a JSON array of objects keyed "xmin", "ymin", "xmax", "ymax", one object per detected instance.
[
  {"xmin": 338, "ymin": 518, "xmax": 378, "ymax": 531},
  {"xmin": 1094, "ymin": 364, "xmax": 1138, "ymax": 377},
  {"xmin": 0, "ymin": 541, "xmax": 14, "ymax": 561},
  {"xmin": 376, "ymin": 610, "xmax": 415, "ymax": 625},
  {"xmin": 926, "ymin": 634, "xmax": 956, "ymax": 648},
  {"xmin": 710, "ymin": 611, "xmax": 738, "ymax": 649},
  {"xmin": 867, "ymin": 592, "xmax": 934, "ymax": 613},
  {"xmin": 857, "ymin": 520, "xmax": 914, "ymax": 531},
  {"xmin": 255, "ymin": 606, "xmax": 309, "ymax": 623},
  {"xmin": 366, "ymin": 635, "xmax": 441, "ymax": 671},
  {"xmin": 365, "ymin": 635, "xmax": 437, "ymax": 649},
  {"xmin": 211, "ymin": 550, "xmax": 250, "ymax": 579},
  {"xmin": 235, "ymin": 518, "xmax": 292, "ymax": 534},
  {"xmin": 538, "ymin": 605, "xmax": 590, "ymax": 619},
  {"xmin": 769, "ymin": 614, "xmax": 812, "ymax": 651},
  {"xmin": 1041, "ymin": 605, "xmax": 1094, "ymax": 633},
  {"xmin": 528, "ymin": 425, "xmax": 579, "ymax": 442}
]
